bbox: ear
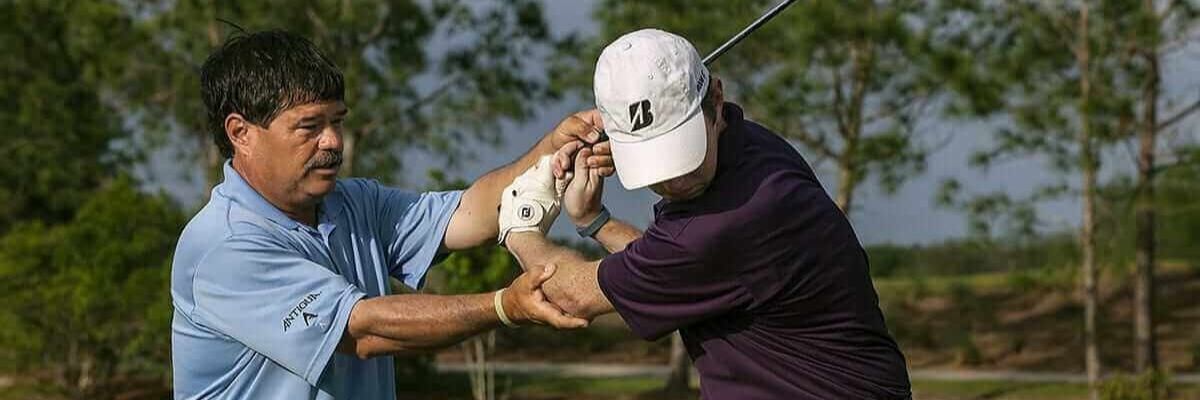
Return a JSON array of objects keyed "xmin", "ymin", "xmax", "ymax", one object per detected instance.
[
  {"xmin": 712, "ymin": 77, "xmax": 725, "ymax": 112},
  {"xmin": 224, "ymin": 113, "xmax": 253, "ymax": 156},
  {"xmin": 711, "ymin": 77, "xmax": 726, "ymax": 130}
]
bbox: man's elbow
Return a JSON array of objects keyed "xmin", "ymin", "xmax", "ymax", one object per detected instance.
[{"xmin": 346, "ymin": 335, "xmax": 446, "ymax": 360}]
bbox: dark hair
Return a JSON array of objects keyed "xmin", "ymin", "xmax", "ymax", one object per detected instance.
[{"xmin": 200, "ymin": 30, "xmax": 345, "ymax": 159}]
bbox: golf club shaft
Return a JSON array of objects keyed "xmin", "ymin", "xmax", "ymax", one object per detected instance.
[{"xmin": 702, "ymin": 0, "xmax": 798, "ymax": 66}]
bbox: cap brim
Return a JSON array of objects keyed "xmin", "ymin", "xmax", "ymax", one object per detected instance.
[{"xmin": 610, "ymin": 110, "xmax": 707, "ymax": 190}]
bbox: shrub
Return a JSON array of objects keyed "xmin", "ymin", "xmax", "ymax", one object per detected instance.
[{"xmin": 1100, "ymin": 371, "xmax": 1169, "ymax": 400}]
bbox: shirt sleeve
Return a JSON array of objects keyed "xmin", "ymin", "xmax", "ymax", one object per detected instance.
[
  {"xmin": 596, "ymin": 223, "xmax": 753, "ymax": 341},
  {"xmin": 377, "ymin": 185, "xmax": 463, "ymax": 289},
  {"xmin": 191, "ymin": 234, "xmax": 365, "ymax": 385}
]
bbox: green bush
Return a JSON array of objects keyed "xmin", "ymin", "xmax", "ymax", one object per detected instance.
[
  {"xmin": 1191, "ymin": 339, "xmax": 1200, "ymax": 369},
  {"xmin": 1005, "ymin": 265, "xmax": 1074, "ymax": 293},
  {"xmin": 953, "ymin": 334, "xmax": 983, "ymax": 366},
  {"xmin": 0, "ymin": 177, "xmax": 186, "ymax": 396},
  {"xmin": 1100, "ymin": 371, "xmax": 1169, "ymax": 400},
  {"xmin": 865, "ymin": 234, "xmax": 1079, "ymax": 279}
]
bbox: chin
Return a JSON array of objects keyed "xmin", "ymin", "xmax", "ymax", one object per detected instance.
[{"xmin": 305, "ymin": 178, "xmax": 338, "ymax": 198}]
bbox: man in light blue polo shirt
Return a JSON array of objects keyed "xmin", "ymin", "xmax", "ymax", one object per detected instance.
[{"xmin": 170, "ymin": 30, "xmax": 610, "ymax": 399}]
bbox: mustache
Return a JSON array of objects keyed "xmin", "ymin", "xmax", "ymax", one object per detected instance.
[{"xmin": 305, "ymin": 150, "xmax": 343, "ymax": 171}]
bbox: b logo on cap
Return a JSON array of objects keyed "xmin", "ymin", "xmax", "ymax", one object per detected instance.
[{"xmin": 629, "ymin": 99, "xmax": 653, "ymax": 132}]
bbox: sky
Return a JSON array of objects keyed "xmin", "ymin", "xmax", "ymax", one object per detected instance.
[{"xmin": 148, "ymin": 1, "xmax": 1200, "ymax": 246}]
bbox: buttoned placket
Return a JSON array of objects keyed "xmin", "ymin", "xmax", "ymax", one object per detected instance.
[{"xmin": 296, "ymin": 207, "xmax": 340, "ymax": 273}]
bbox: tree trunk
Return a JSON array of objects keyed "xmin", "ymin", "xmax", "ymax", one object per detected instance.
[
  {"xmin": 835, "ymin": 157, "xmax": 856, "ymax": 214},
  {"xmin": 343, "ymin": 128, "xmax": 357, "ymax": 177},
  {"xmin": 1076, "ymin": 5, "xmax": 1102, "ymax": 400},
  {"xmin": 1134, "ymin": 0, "xmax": 1159, "ymax": 380},
  {"xmin": 1081, "ymin": 120, "xmax": 1101, "ymax": 400},
  {"xmin": 834, "ymin": 39, "xmax": 871, "ymax": 216},
  {"xmin": 460, "ymin": 332, "xmax": 496, "ymax": 400},
  {"xmin": 1134, "ymin": 51, "xmax": 1159, "ymax": 375},
  {"xmin": 203, "ymin": 9, "xmax": 224, "ymax": 192},
  {"xmin": 663, "ymin": 332, "xmax": 691, "ymax": 396},
  {"xmin": 205, "ymin": 140, "xmax": 223, "ymax": 191}
]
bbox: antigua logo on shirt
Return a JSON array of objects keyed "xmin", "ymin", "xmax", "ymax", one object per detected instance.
[{"xmin": 282, "ymin": 292, "xmax": 321, "ymax": 332}]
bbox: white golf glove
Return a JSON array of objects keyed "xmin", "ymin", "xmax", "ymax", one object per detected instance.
[{"xmin": 498, "ymin": 156, "xmax": 564, "ymax": 246}]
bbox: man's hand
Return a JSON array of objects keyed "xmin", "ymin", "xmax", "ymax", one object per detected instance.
[
  {"xmin": 560, "ymin": 144, "xmax": 605, "ymax": 227},
  {"xmin": 549, "ymin": 110, "xmax": 615, "ymax": 178},
  {"xmin": 504, "ymin": 231, "xmax": 613, "ymax": 320},
  {"xmin": 548, "ymin": 109, "xmax": 604, "ymax": 150},
  {"xmin": 498, "ymin": 156, "xmax": 562, "ymax": 246},
  {"xmin": 502, "ymin": 264, "xmax": 589, "ymax": 329}
]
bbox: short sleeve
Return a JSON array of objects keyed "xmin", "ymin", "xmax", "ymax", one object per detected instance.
[
  {"xmin": 597, "ymin": 223, "xmax": 752, "ymax": 340},
  {"xmin": 378, "ymin": 186, "xmax": 463, "ymax": 289},
  {"xmin": 191, "ymin": 234, "xmax": 365, "ymax": 385}
]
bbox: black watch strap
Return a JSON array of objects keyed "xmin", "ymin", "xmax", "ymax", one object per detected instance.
[{"xmin": 576, "ymin": 207, "xmax": 611, "ymax": 238}]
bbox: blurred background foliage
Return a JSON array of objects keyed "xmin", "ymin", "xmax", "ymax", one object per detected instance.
[{"xmin": 2, "ymin": 0, "xmax": 1200, "ymax": 399}]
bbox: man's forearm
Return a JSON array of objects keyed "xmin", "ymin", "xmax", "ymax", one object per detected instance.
[
  {"xmin": 340, "ymin": 293, "xmax": 501, "ymax": 358},
  {"xmin": 506, "ymin": 233, "xmax": 613, "ymax": 319},
  {"xmin": 507, "ymin": 231, "xmax": 589, "ymax": 270},
  {"xmin": 592, "ymin": 218, "xmax": 642, "ymax": 253}
]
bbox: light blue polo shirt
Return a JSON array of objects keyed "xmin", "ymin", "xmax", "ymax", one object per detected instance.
[{"xmin": 170, "ymin": 161, "xmax": 462, "ymax": 399}]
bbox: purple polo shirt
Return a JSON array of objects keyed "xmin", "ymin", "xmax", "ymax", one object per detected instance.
[{"xmin": 598, "ymin": 103, "xmax": 911, "ymax": 399}]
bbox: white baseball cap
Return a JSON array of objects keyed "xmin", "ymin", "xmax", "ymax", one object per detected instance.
[{"xmin": 594, "ymin": 29, "xmax": 710, "ymax": 190}]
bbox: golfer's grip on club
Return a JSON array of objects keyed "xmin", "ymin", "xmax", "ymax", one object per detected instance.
[{"xmin": 551, "ymin": 109, "xmax": 612, "ymax": 184}]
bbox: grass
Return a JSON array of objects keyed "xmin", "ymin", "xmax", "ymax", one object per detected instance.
[
  {"xmin": 913, "ymin": 379, "xmax": 1089, "ymax": 399},
  {"xmin": 914, "ymin": 379, "xmax": 1200, "ymax": 400},
  {"xmin": 6, "ymin": 372, "xmax": 1199, "ymax": 400},
  {"xmin": 510, "ymin": 376, "xmax": 664, "ymax": 397},
  {"xmin": 403, "ymin": 374, "xmax": 1200, "ymax": 400},
  {"xmin": 0, "ymin": 382, "xmax": 66, "ymax": 400}
]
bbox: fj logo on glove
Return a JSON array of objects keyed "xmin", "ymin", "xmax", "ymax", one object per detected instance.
[
  {"xmin": 629, "ymin": 99, "xmax": 653, "ymax": 132},
  {"xmin": 519, "ymin": 205, "xmax": 534, "ymax": 221}
]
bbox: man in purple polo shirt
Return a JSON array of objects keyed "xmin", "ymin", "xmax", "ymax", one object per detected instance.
[{"xmin": 499, "ymin": 29, "xmax": 910, "ymax": 399}]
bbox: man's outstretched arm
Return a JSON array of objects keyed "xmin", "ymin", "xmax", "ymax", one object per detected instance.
[
  {"xmin": 505, "ymin": 232, "xmax": 614, "ymax": 320},
  {"xmin": 442, "ymin": 111, "xmax": 609, "ymax": 251},
  {"xmin": 336, "ymin": 264, "xmax": 586, "ymax": 359}
]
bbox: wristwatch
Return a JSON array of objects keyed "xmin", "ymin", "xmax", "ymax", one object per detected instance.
[{"xmin": 576, "ymin": 206, "xmax": 611, "ymax": 238}]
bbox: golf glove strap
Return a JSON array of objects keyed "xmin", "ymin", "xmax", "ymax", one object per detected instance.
[{"xmin": 498, "ymin": 156, "xmax": 562, "ymax": 246}]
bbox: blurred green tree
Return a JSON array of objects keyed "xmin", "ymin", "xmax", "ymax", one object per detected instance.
[
  {"xmin": 124, "ymin": 0, "xmax": 561, "ymax": 187},
  {"xmin": 0, "ymin": 3, "xmax": 188, "ymax": 397},
  {"xmin": 1107, "ymin": 0, "xmax": 1199, "ymax": 381},
  {"xmin": 0, "ymin": 1, "xmax": 143, "ymax": 234},
  {"xmin": 0, "ymin": 177, "xmax": 186, "ymax": 398},
  {"xmin": 933, "ymin": 2, "xmax": 1146, "ymax": 397}
]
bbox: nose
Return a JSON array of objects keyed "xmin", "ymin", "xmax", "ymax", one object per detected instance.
[{"xmin": 318, "ymin": 125, "xmax": 342, "ymax": 151}]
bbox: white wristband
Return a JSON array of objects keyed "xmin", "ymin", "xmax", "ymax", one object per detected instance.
[{"xmin": 494, "ymin": 288, "xmax": 518, "ymax": 328}]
